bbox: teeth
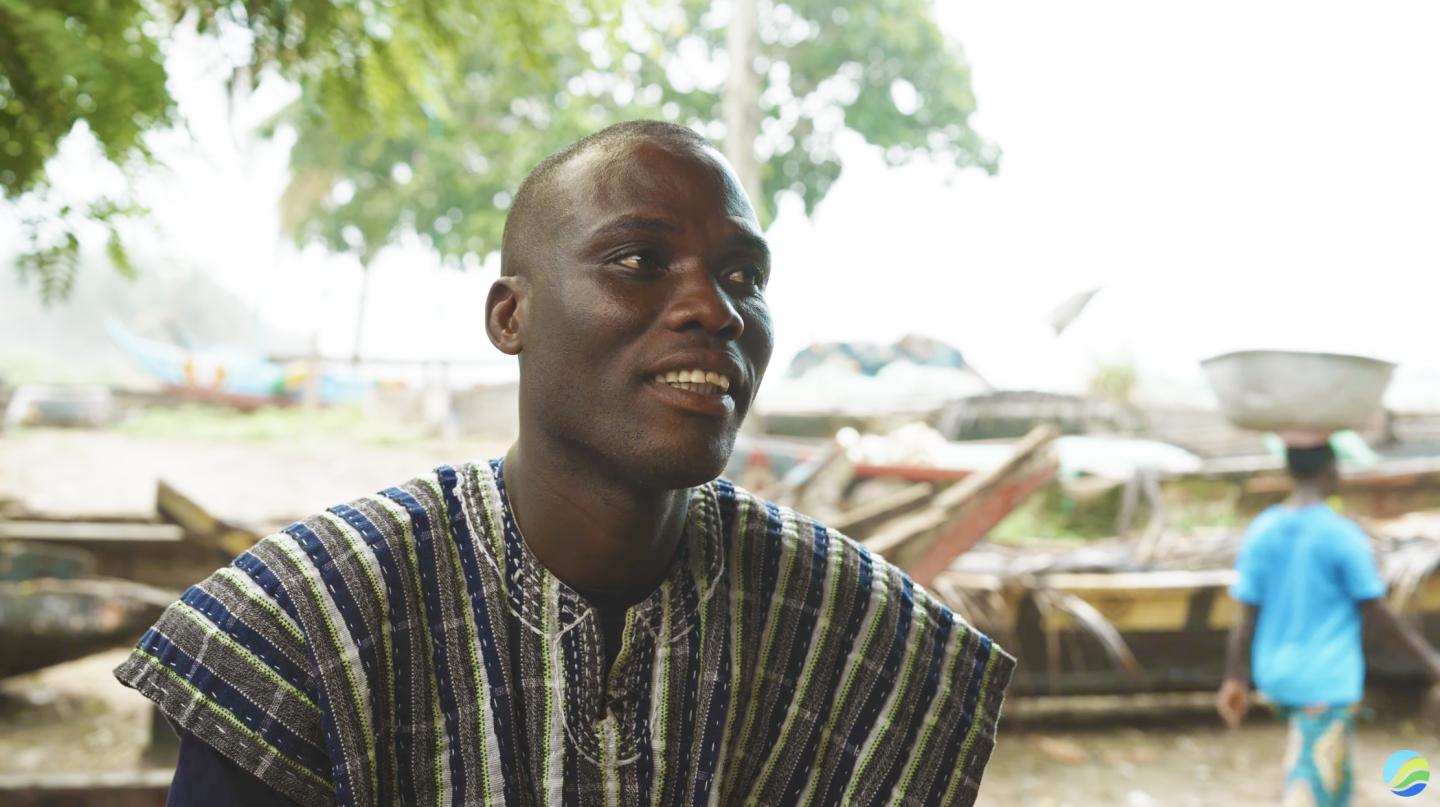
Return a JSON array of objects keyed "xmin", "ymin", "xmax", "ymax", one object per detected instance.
[{"xmin": 652, "ymin": 369, "xmax": 732, "ymax": 394}]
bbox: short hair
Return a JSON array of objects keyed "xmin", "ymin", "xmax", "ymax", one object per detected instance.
[
  {"xmin": 501, "ymin": 120, "xmax": 712, "ymax": 277},
  {"xmin": 1285, "ymin": 443, "xmax": 1336, "ymax": 481}
]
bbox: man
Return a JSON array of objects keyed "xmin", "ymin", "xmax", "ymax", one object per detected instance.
[
  {"xmin": 117, "ymin": 120, "xmax": 1014, "ymax": 806},
  {"xmin": 1218, "ymin": 440, "xmax": 1440, "ymax": 806}
]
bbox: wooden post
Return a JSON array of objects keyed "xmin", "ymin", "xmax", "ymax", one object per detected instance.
[{"xmin": 723, "ymin": 0, "xmax": 762, "ymax": 206}]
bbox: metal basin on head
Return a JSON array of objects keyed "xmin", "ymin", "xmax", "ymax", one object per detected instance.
[{"xmin": 1201, "ymin": 350, "xmax": 1396, "ymax": 432}]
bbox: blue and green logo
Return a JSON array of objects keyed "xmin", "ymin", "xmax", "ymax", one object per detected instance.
[{"xmin": 1384, "ymin": 750, "xmax": 1430, "ymax": 798}]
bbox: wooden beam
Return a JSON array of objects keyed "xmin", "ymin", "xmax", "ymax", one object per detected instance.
[
  {"xmin": 0, "ymin": 769, "xmax": 171, "ymax": 807},
  {"xmin": 863, "ymin": 425, "xmax": 1059, "ymax": 585},
  {"xmin": 907, "ymin": 461, "xmax": 1057, "ymax": 586},
  {"xmin": 0, "ymin": 521, "xmax": 184, "ymax": 543},
  {"xmin": 829, "ymin": 481, "xmax": 935, "ymax": 537},
  {"xmin": 156, "ymin": 480, "xmax": 260, "ymax": 556}
]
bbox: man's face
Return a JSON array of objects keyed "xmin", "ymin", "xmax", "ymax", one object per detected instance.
[{"xmin": 515, "ymin": 139, "xmax": 774, "ymax": 489}]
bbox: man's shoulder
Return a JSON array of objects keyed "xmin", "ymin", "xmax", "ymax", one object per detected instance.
[
  {"xmin": 285, "ymin": 460, "xmax": 495, "ymax": 535},
  {"xmin": 713, "ymin": 479, "xmax": 948, "ymax": 613},
  {"xmin": 246, "ymin": 460, "xmax": 500, "ymax": 582}
]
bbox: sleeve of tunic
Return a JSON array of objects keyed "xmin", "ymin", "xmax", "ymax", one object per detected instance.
[
  {"xmin": 897, "ymin": 588, "xmax": 1017, "ymax": 806},
  {"xmin": 114, "ymin": 534, "xmax": 337, "ymax": 806},
  {"xmin": 167, "ymin": 733, "xmax": 307, "ymax": 807}
]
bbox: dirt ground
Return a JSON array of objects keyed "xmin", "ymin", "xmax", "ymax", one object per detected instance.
[
  {"xmin": 0, "ymin": 425, "xmax": 511, "ymax": 526},
  {"xmin": 2, "ymin": 651, "xmax": 1434, "ymax": 805},
  {"xmin": 0, "ymin": 650, "xmax": 157, "ymax": 776},
  {"xmin": 980, "ymin": 712, "xmax": 1434, "ymax": 806}
]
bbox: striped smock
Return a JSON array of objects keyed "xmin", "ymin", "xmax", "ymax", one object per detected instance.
[{"xmin": 115, "ymin": 459, "xmax": 1014, "ymax": 806}]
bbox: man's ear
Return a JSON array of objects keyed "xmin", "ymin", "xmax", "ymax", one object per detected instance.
[{"xmin": 486, "ymin": 276, "xmax": 527, "ymax": 355}]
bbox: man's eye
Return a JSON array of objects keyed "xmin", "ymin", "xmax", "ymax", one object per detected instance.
[
  {"xmin": 727, "ymin": 266, "xmax": 765, "ymax": 290},
  {"xmin": 616, "ymin": 253, "xmax": 654, "ymax": 272}
]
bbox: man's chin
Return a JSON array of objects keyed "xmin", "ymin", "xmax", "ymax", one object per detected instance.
[{"xmin": 620, "ymin": 436, "xmax": 735, "ymax": 491}]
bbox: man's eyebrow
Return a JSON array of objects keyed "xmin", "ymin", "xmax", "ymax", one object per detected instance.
[
  {"xmin": 587, "ymin": 216, "xmax": 683, "ymax": 242},
  {"xmin": 722, "ymin": 229, "xmax": 771, "ymax": 258}
]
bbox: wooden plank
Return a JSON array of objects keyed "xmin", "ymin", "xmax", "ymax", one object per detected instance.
[
  {"xmin": 155, "ymin": 480, "xmax": 219, "ymax": 536},
  {"xmin": 0, "ymin": 521, "xmax": 184, "ymax": 543},
  {"xmin": 907, "ymin": 461, "xmax": 1057, "ymax": 586},
  {"xmin": 1036, "ymin": 569, "xmax": 1239, "ymax": 590},
  {"xmin": 828, "ymin": 481, "xmax": 934, "ymax": 537},
  {"xmin": 862, "ymin": 424, "xmax": 1059, "ymax": 584},
  {"xmin": 933, "ymin": 425, "xmax": 1057, "ymax": 512},
  {"xmin": 156, "ymin": 480, "xmax": 259, "ymax": 557},
  {"xmin": 863, "ymin": 508, "xmax": 949, "ymax": 556},
  {"xmin": 852, "ymin": 464, "xmax": 975, "ymax": 482},
  {"xmin": 0, "ymin": 769, "xmax": 171, "ymax": 807}
]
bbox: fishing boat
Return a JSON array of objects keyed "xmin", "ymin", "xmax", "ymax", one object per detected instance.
[
  {"xmin": 106, "ymin": 319, "xmax": 367, "ymax": 409},
  {"xmin": 0, "ymin": 577, "xmax": 173, "ymax": 679},
  {"xmin": 934, "ymin": 512, "xmax": 1440, "ymax": 697}
]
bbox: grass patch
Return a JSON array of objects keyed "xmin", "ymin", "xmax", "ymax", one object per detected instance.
[{"xmin": 114, "ymin": 404, "xmax": 429, "ymax": 445}]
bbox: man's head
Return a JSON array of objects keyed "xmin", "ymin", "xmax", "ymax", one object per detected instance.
[
  {"xmin": 486, "ymin": 121, "xmax": 774, "ymax": 490},
  {"xmin": 1285, "ymin": 442, "xmax": 1339, "ymax": 495}
]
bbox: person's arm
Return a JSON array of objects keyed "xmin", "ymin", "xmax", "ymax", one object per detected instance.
[
  {"xmin": 1217, "ymin": 603, "xmax": 1258, "ymax": 728},
  {"xmin": 1360, "ymin": 598, "xmax": 1440, "ymax": 684},
  {"xmin": 167, "ymin": 733, "xmax": 306, "ymax": 807}
]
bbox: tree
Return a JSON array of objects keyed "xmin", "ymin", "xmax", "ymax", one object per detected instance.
[
  {"xmin": 1, "ymin": 0, "xmax": 570, "ymax": 299},
  {"xmin": 0, "ymin": 0, "xmax": 171, "ymax": 300},
  {"xmin": 281, "ymin": 0, "xmax": 998, "ymax": 267},
  {"xmin": 1, "ymin": 0, "xmax": 995, "ymax": 298}
]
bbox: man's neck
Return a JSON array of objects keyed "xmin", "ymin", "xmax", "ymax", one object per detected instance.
[{"xmin": 501, "ymin": 440, "xmax": 690, "ymax": 595}]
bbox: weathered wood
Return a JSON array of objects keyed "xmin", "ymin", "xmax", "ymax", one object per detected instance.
[
  {"xmin": 0, "ymin": 769, "xmax": 171, "ymax": 807},
  {"xmin": 863, "ymin": 508, "xmax": 949, "ymax": 557},
  {"xmin": 155, "ymin": 480, "xmax": 219, "ymax": 536},
  {"xmin": 906, "ymin": 461, "xmax": 1057, "ymax": 586},
  {"xmin": 862, "ymin": 425, "xmax": 1059, "ymax": 585},
  {"xmin": 828, "ymin": 481, "xmax": 934, "ymax": 537},
  {"xmin": 1, "ymin": 541, "xmax": 96, "ymax": 581},
  {"xmin": 0, "ymin": 578, "xmax": 175, "ymax": 678},
  {"xmin": 156, "ymin": 479, "xmax": 259, "ymax": 557},
  {"xmin": 0, "ymin": 521, "xmax": 184, "ymax": 543}
]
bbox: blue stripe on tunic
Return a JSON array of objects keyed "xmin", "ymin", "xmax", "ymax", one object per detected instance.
[
  {"xmin": 690, "ymin": 599, "xmax": 731, "ymax": 804},
  {"xmin": 327, "ymin": 503, "xmax": 420, "ymax": 806},
  {"xmin": 869, "ymin": 606, "xmax": 954, "ymax": 804},
  {"xmin": 816, "ymin": 574, "xmax": 916, "ymax": 806},
  {"xmin": 927, "ymin": 632, "xmax": 994, "ymax": 801},
  {"xmin": 137, "ymin": 628, "xmax": 331, "ymax": 776},
  {"xmin": 437, "ymin": 465, "xmax": 523, "ymax": 805},
  {"xmin": 232, "ymin": 551, "xmax": 303, "ymax": 626},
  {"xmin": 558, "ymin": 593, "xmax": 582, "ymax": 807},
  {"xmin": 776, "ymin": 542, "xmax": 874, "ymax": 804},
  {"xmin": 180, "ymin": 586, "xmax": 312, "ymax": 695},
  {"xmin": 746, "ymin": 522, "xmax": 831, "ymax": 788},
  {"xmin": 380, "ymin": 485, "xmax": 471, "ymax": 804}
]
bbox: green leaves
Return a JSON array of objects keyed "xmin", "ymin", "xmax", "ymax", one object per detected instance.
[
  {"xmin": 278, "ymin": 0, "xmax": 996, "ymax": 266},
  {"xmin": 4, "ymin": 0, "xmax": 994, "ymax": 296}
]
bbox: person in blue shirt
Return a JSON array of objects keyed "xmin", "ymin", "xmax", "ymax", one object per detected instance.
[{"xmin": 1218, "ymin": 441, "xmax": 1440, "ymax": 806}]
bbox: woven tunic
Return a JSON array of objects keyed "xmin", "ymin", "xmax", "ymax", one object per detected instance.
[{"xmin": 116, "ymin": 460, "xmax": 1013, "ymax": 806}]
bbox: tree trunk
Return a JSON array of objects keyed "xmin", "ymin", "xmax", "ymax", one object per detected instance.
[
  {"xmin": 724, "ymin": 0, "xmax": 762, "ymax": 208},
  {"xmin": 352, "ymin": 261, "xmax": 371, "ymax": 365}
]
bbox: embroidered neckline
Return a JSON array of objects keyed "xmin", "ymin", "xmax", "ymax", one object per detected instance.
[{"xmin": 453, "ymin": 459, "xmax": 726, "ymax": 647}]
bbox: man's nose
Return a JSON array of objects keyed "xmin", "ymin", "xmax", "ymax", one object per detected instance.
[{"xmin": 662, "ymin": 263, "xmax": 744, "ymax": 340}]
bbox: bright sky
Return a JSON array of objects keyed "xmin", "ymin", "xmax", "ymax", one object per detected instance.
[{"xmin": 18, "ymin": 1, "xmax": 1440, "ymax": 405}]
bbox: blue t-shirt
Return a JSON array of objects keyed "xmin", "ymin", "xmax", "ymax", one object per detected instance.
[{"xmin": 1230, "ymin": 502, "xmax": 1387, "ymax": 707}]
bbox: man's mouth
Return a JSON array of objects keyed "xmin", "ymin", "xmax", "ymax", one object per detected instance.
[{"xmin": 650, "ymin": 368, "xmax": 731, "ymax": 396}]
